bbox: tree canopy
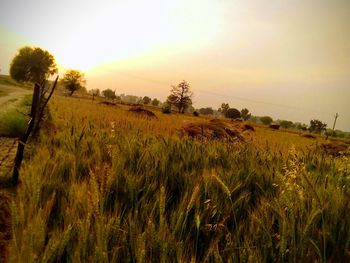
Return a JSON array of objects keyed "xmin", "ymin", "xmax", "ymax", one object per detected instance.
[
  {"xmin": 225, "ymin": 108, "xmax": 241, "ymax": 119},
  {"xmin": 10, "ymin": 46, "xmax": 57, "ymax": 85},
  {"xmin": 167, "ymin": 80, "xmax": 193, "ymax": 113},
  {"xmin": 62, "ymin": 70, "xmax": 86, "ymax": 96}
]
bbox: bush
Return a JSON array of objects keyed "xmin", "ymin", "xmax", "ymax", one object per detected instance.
[
  {"xmin": 0, "ymin": 109, "xmax": 29, "ymax": 137},
  {"xmin": 161, "ymin": 103, "xmax": 171, "ymax": 114},
  {"xmin": 193, "ymin": 111, "xmax": 199, "ymax": 117}
]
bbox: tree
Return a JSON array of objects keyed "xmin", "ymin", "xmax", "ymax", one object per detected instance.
[
  {"xmin": 260, "ymin": 116, "xmax": 273, "ymax": 125},
  {"xmin": 62, "ymin": 70, "xmax": 86, "ymax": 96},
  {"xmin": 225, "ymin": 108, "xmax": 241, "ymax": 119},
  {"xmin": 279, "ymin": 120, "xmax": 294, "ymax": 129},
  {"xmin": 167, "ymin": 80, "xmax": 193, "ymax": 113},
  {"xmin": 309, "ymin": 119, "xmax": 327, "ymax": 133},
  {"xmin": 142, "ymin": 96, "xmax": 151, "ymax": 104},
  {"xmin": 102, "ymin": 89, "xmax": 116, "ymax": 100},
  {"xmin": 151, "ymin": 98, "xmax": 160, "ymax": 106},
  {"xmin": 199, "ymin": 107, "xmax": 214, "ymax": 115},
  {"xmin": 219, "ymin": 103, "xmax": 230, "ymax": 115},
  {"xmin": 10, "ymin": 46, "xmax": 57, "ymax": 86},
  {"xmin": 241, "ymin": 108, "xmax": 251, "ymax": 121}
]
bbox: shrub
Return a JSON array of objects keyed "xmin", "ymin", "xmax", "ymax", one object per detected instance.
[
  {"xmin": 0, "ymin": 109, "xmax": 29, "ymax": 137},
  {"xmin": 193, "ymin": 111, "xmax": 199, "ymax": 117},
  {"xmin": 161, "ymin": 103, "xmax": 171, "ymax": 114}
]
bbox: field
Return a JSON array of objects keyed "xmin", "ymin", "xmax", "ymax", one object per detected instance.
[{"xmin": 1, "ymin": 94, "xmax": 350, "ymax": 262}]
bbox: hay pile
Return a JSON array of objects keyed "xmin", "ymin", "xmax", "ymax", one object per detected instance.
[
  {"xmin": 128, "ymin": 107, "xmax": 157, "ymax": 119},
  {"xmin": 181, "ymin": 119, "xmax": 244, "ymax": 141},
  {"xmin": 321, "ymin": 142, "xmax": 349, "ymax": 157}
]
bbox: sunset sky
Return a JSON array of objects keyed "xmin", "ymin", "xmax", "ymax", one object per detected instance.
[{"xmin": 1, "ymin": 0, "xmax": 349, "ymax": 130}]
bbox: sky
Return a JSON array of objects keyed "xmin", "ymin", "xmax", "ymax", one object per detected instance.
[{"xmin": 1, "ymin": 0, "xmax": 349, "ymax": 130}]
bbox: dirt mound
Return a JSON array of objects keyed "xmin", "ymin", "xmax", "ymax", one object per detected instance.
[
  {"xmin": 302, "ymin": 133, "xmax": 316, "ymax": 139},
  {"xmin": 321, "ymin": 142, "xmax": 349, "ymax": 157},
  {"xmin": 182, "ymin": 119, "xmax": 243, "ymax": 141},
  {"xmin": 99, "ymin": 101, "xmax": 116, "ymax": 106},
  {"xmin": 128, "ymin": 107, "xmax": 157, "ymax": 118}
]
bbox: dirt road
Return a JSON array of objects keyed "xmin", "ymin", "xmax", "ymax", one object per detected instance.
[{"xmin": 0, "ymin": 84, "xmax": 32, "ymax": 111}]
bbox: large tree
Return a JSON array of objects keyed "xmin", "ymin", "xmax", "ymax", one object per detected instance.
[
  {"xmin": 10, "ymin": 46, "xmax": 57, "ymax": 86},
  {"xmin": 309, "ymin": 119, "xmax": 327, "ymax": 133},
  {"xmin": 167, "ymin": 80, "xmax": 193, "ymax": 113},
  {"xmin": 62, "ymin": 70, "xmax": 86, "ymax": 96}
]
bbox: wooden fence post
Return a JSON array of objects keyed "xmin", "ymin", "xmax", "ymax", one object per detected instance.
[{"xmin": 12, "ymin": 84, "xmax": 41, "ymax": 184}]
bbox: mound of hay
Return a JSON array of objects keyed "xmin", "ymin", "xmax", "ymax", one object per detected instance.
[
  {"xmin": 128, "ymin": 107, "xmax": 157, "ymax": 118},
  {"xmin": 269, "ymin": 124, "xmax": 280, "ymax": 130},
  {"xmin": 321, "ymin": 142, "xmax": 349, "ymax": 157},
  {"xmin": 243, "ymin": 124, "xmax": 255, "ymax": 132},
  {"xmin": 182, "ymin": 119, "xmax": 243, "ymax": 141},
  {"xmin": 302, "ymin": 133, "xmax": 316, "ymax": 139},
  {"xmin": 99, "ymin": 101, "xmax": 116, "ymax": 106}
]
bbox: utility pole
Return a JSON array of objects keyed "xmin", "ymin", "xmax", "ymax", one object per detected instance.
[{"xmin": 332, "ymin": 113, "xmax": 339, "ymax": 137}]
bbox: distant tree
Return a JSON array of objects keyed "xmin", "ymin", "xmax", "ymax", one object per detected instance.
[
  {"xmin": 89, "ymin": 88, "xmax": 100, "ymax": 96},
  {"xmin": 167, "ymin": 80, "xmax": 193, "ymax": 113},
  {"xmin": 240, "ymin": 108, "xmax": 251, "ymax": 121},
  {"xmin": 279, "ymin": 120, "xmax": 294, "ymax": 129},
  {"xmin": 142, "ymin": 96, "xmax": 151, "ymax": 104},
  {"xmin": 199, "ymin": 107, "xmax": 214, "ymax": 115},
  {"xmin": 10, "ymin": 46, "xmax": 57, "ymax": 86},
  {"xmin": 225, "ymin": 108, "xmax": 241, "ymax": 119},
  {"xmin": 295, "ymin": 122, "xmax": 308, "ymax": 131},
  {"xmin": 102, "ymin": 89, "xmax": 116, "ymax": 100},
  {"xmin": 309, "ymin": 119, "xmax": 327, "ymax": 133},
  {"xmin": 151, "ymin": 98, "xmax": 160, "ymax": 106},
  {"xmin": 219, "ymin": 103, "xmax": 230, "ymax": 115},
  {"xmin": 62, "ymin": 70, "xmax": 86, "ymax": 96},
  {"xmin": 260, "ymin": 116, "xmax": 273, "ymax": 125}
]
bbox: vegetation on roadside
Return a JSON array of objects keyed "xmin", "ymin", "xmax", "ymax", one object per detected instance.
[{"xmin": 0, "ymin": 95, "xmax": 31, "ymax": 137}]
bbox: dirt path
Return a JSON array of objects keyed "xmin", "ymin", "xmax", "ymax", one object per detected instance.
[{"xmin": 0, "ymin": 84, "xmax": 32, "ymax": 111}]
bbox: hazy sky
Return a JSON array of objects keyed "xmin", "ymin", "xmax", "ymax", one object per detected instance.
[{"xmin": 1, "ymin": 0, "xmax": 349, "ymax": 130}]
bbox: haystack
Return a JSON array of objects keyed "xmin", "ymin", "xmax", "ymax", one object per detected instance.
[{"xmin": 128, "ymin": 107, "xmax": 157, "ymax": 118}]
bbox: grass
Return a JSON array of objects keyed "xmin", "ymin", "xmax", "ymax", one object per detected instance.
[
  {"xmin": 0, "ymin": 90, "xmax": 9, "ymax": 97},
  {"xmin": 0, "ymin": 95, "xmax": 31, "ymax": 137},
  {"xmin": 3, "ymin": 95, "xmax": 350, "ymax": 262}
]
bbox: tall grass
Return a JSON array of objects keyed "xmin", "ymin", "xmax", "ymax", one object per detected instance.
[{"xmin": 6, "ymin": 95, "xmax": 350, "ymax": 262}]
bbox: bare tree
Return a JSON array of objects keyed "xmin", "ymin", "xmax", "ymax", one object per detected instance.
[{"xmin": 167, "ymin": 80, "xmax": 193, "ymax": 113}]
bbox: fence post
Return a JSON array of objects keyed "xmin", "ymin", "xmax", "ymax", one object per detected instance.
[{"xmin": 12, "ymin": 83, "xmax": 41, "ymax": 184}]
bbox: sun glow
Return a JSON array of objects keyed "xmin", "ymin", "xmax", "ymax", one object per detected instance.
[{"xmin": 13, "ymin": 0, "xmax": 222, "ymax": 71}]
